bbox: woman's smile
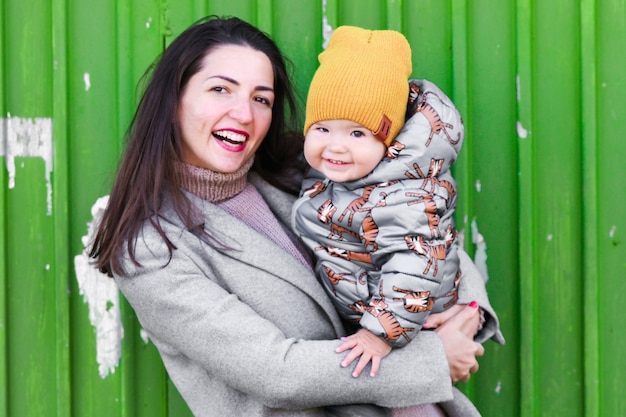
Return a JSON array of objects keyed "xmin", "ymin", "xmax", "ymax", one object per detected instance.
[{"xmin": 213, "ymin": 129, "xmax": 249, "ymax": 151}]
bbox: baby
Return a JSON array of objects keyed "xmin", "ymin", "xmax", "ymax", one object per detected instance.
[{"xmin": 293, "ymin": 26, "xmax": 465, "ymax": 378}]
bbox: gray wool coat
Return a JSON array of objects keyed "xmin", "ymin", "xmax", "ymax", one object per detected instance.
[{"xmin": 114, "ymin": 172, "xmax": 503, "ymax": 417}]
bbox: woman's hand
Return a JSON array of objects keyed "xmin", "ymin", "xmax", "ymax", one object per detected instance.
[
  {"xmin": 433, "ymin": 302, "xmax": 485, "ymax": 383},
  {"xmin": 423, "ymin": 302, "xmax": 480, "ymax": 335}
]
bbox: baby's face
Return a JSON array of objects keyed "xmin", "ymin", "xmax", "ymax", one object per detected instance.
[{"xmin": 304, "ymin": 119, "xmax": 387, "ymax": 182}]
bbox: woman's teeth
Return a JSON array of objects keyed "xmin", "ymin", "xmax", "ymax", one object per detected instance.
[{"xmin": 214, "ymin": 130, "xmax": 246, "ymax": 144}]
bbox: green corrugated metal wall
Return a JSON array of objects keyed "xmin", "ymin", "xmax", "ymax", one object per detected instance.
[{"xmin": 0, "ymin": 0, "xmax": 624, "ymax": 416}]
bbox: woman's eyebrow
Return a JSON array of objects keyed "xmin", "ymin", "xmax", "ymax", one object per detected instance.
[
  {"xmin": 207, "ymin": 75, "xmax": 274, "ymax": 92},
  {"xmin": 256, "ymin": 85, "xmax": 274, "ymax": 93},
  {"xmin": 207, "ymin": 75, "xmax": 238, "ymax": 83}
]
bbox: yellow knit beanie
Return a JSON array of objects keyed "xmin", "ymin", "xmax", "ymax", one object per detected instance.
[{"xmin": 304, "ymin": 26, "xmax": 412, "ymax": 146}]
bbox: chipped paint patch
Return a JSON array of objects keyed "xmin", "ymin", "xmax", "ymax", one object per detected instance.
[
  {"xmin": 0, "ymin": 116, "xmax": 54, "ymax": 215},
  {"xmin": 146, "ymin": 17, "xmax": 153, "ymax": 29},
  {"xmin": 515, "ymin": 75, "xmax": 530, "ymax": 139},
  {"xmin": 495, "ymin": 381, "xmax": 502, "ymax": 394},
  {"xmin": 74, "ymin": 195, "xmax": 124, "ymax": 379},
  {"xmin": 321, "ymin": 0, "xmax": 334, "ymax": 49},
  {"xmin": 475, "ymin": 179, "xmax": 482, "ymax": 192},
  {"xmin": 84, "ymin": 72, "xmax": 91, "ymax": 91},
  {"xmin": 609, "ymin": 225, "xmax": 616, "ymax": 238},
  {"xmin": 471, "ymin": 219, "xmax": 489, "ymax": 283},
  {"xmin": 516, "ymin": 121, "xmax": 528, "ymax": 139},
  {"xmin": 140, "ymin": 328, "xmax": 150, "ymax": 344}
]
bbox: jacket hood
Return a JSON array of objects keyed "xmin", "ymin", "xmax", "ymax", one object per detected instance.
[{"xmin": 342, "ymin": 79, "xmax": 464, "ymax": 189}]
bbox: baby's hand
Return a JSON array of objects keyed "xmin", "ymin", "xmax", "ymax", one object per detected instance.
[{"xmin": 335, "ymin": 328, "xmax": 392, "ymax": 377}]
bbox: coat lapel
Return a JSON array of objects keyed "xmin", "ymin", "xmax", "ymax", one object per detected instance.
[{"xmin": 179, "ymin": 177, "xmax": 344, "ymax": 335}]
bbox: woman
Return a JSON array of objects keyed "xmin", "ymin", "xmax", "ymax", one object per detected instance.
[{"xmin": 90, "ymin": 15, "xmax": 502, "ymax": 417}]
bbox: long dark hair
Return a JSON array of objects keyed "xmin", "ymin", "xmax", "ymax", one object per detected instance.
[{"xmin": 90, "ymin": 16, "xmax": 305, "ymax": 276}]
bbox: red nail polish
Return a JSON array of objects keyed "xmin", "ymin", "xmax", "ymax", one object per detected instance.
[{"xmin": 469, "ymin": 301, "xmax": 478, "ymax": 309}]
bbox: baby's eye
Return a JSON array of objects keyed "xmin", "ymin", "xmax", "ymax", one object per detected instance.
[
  {"xmin": 351, "ymin": 130, "xmax": 365, "ymax": 137},
  {"xmin": 316, "ymin": 126, "xmax": 329, "ymax": 133}
]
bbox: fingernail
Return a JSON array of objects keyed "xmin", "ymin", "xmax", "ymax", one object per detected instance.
[{"xmin": 469, "ymin": 301, "xmax": 478, "ymax": 309}]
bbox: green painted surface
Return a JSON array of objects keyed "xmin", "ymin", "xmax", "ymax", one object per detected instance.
[{"xmin": 1, "ymin": 1, "xmax": 625, "ymax": 416}]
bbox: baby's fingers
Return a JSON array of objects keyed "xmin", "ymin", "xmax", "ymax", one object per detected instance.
[
  {"xmin": 352, "ymin": 355, "xmax": 372, "ymax": 378},
  {"xmin": 335, "ymin": 337, "xmax": 358, "ymax": 354},
  {"xmin": 339, "ymin": 346, "xmax": 363, "ymax": 369},
  {"xmin": 369, "ymin": 356, "xmax": 382, "ymax": 377}
]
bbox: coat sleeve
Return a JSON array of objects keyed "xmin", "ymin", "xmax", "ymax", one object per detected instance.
[
  {"xmin": 455, "ymin": 246, "xmax": 505, "ymax": 344},
  {"xmin": 115, "ymin": 223, "xmax": 455, "ymax": 410}
]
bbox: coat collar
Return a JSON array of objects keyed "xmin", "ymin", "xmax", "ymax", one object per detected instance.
[{"xmin": 162, "ymin": 173, "xmax": 345, "ymax": 336}]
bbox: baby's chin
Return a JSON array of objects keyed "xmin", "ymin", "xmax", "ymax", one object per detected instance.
[
  {"xmin": 317, "ymin": 161, "xmax": 361, "ymax": 183},
  {"xmin": 322, "ymin": 172, "xmax": 360, "ymax": 183}
]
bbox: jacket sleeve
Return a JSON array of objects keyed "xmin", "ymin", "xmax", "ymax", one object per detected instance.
[
  {"xmin": 357, "ymin": 187, "xmax": 454, "ymax": 348},
  {"xmin": 115, "ymin": 222, "xmax": 456, "ymax": 410},
  {"xmin": 455, "ymin": 246, "xmax": 506, "ymax": 344}
]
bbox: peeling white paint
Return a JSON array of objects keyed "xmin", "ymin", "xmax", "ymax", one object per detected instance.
[
  {"xmin": 495, "ymin": 380, "xmax": 502, "ymax": 394},
  {"xmin": 146, "ymin": 17, "xmax": 153, "ymax": 29},
  {"xmin": 471, "ymin": 219, "xmax": 489, "ymax": 283},
  {"xmin": 547, "ymin": 234, "xmax": 553, "ymax": 241},
  {"xmin": 83, "ymin": 72, "xmax": 91, "ymax": 91},
  {"xmin": 321, "ymin": 0, "xmax": 334, "ymax": 49},
  {"xmin": 73, "ymin": 195, "xmax": 124, "ymax": 379},
  {"xmin": 140, "ymin": 328, "xmax": 150, "ymax": 344},
  {"xmin": 475, "ymin": 179, "xmax": 482, "ymax": 192},
  {"xmin": 609, "ymin": 225, "xmax": 616, "ymax": 238},
  {"xmin": 515, "ymin": 76, "xmax": 530, "ymax": 138},
  {"xmin": 516, "ymin": 121, "xmax": 528, "ymax": 139},
  {"xmin": 0, "ymin": 116, "xmax": 54, "ymax": 215}
]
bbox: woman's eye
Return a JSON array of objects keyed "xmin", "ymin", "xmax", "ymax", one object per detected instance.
[
  {"xmin": 255, "ymin": 96, "xmax": 273, "ymax": 107},
  {"xmin": 211, "ymin": 86, "xmax": 227, "ymax": 93}
]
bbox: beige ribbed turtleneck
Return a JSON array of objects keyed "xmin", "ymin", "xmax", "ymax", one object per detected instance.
[
  {"xmin": 173, "ymin": 157, "xmax": 253, "ymax": 203},
  {"xmin": 173, "ymin": 158, "xmax": 312, "ymax": 270}
]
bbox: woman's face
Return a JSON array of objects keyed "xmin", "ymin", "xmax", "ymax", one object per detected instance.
[{"xmin": 177, "ymin": 44, "xmax": 275, "ymax": 173}]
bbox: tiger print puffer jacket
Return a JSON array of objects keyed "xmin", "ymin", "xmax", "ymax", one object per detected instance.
[{"xmin": 292, "ymin": 79, "xmax": 465, "ymax": 348}]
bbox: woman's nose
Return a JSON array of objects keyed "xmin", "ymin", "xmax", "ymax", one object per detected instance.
[{"xmin": 229, "ymin": 98, "xmax": 253, "ymax": 124}]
